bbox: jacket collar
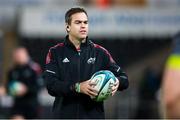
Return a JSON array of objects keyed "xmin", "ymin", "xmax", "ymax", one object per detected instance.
[{"xmin": 64, "ymin": 35, "xmax": 92, "ymax": 48}]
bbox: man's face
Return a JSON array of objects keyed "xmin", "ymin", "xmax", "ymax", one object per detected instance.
[
  {"xmin": 68, "ymin": 12, "xmax": 88, "ymax": 40},
  {"xmin": 13, "ymin": 48, "xmax": 29, "ymax": 65}
]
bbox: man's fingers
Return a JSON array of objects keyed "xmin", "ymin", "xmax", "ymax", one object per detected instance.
[
  {"xmin": 111, "ymin": 91, "xmax": 116, "ymax": 96},
  {"xmin": 111, "ymin": 88, "xmax": 117, "ymax": 96},
  {"xmin": 89, "ymin": 87, "xmax": 98, "ymax": 93},
  {"xmin": 115, "ymin": 79, "xmax": 119, "ymax": 85},
  {"xmin": 87, "ymin": 90, "xmax": 98, "ymax": 97},
  {"xmin": 114, "ymin": 82, "xmax": 118, "ymax": 87},
  {"xmin": 111, "ymin": 85, "xmax": 119, "ymax": 96},
  {"xmin": 86, "ymin": 85, "xmax": 99, "ymax": 97},
  {"xmin": 89, "ymin": 86, "xmax": 98, "ymax": 93},
  {"xmin": 89, "ymin": 81, "xmax": 97, "ymax": 86},
  {"xmin": 111, "ymin": 85, "xmax": 119, "ymax": 91}
]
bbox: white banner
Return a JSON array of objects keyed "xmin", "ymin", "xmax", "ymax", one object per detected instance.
[{"xmin": 19, "ymin": 7, "xmax": 180, "ymax": 38}]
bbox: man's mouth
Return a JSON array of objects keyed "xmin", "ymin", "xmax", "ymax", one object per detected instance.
[{"xmin": 80, "ymin": 30, "xmax": 86, "ymax": 34}]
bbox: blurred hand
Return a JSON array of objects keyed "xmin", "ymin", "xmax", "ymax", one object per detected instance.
[
  {"xmin": 16, "ymin": 82, "xmax": 28, "ymax": 96},
  {"xmin": 0, "ymin": 86, "xmax": 6, "ymax": 96},
  {"xmin": 80, "ymin": 80, "xmax": 98, "ymax": 98},
  {"xmin": 111, "ymin": 78, "xmax": 119, "ymax": 96}
]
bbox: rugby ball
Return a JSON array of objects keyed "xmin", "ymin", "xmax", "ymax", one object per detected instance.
[
  {"xmin": 8, "ymin": 81, "xmax": 24, "ymax": 96},
  {"xmin": 90, "ymin": 70, "xmax": 116, "ymax": 102}
]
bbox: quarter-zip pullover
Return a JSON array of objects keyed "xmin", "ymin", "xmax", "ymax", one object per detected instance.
[{"xmin": 44, "ymin": 36, "xmax": 129, "ymax": 118}]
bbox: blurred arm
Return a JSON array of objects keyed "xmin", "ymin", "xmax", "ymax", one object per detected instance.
[{"xmin": 162, "ymin": 54, "xmax": 180, "ymax": 118}]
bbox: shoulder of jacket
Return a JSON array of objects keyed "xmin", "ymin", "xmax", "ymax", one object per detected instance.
[
  {"xmin": 93, "ymin": 43, "xmax": 108, "ymax": 52},
  {"xmin": 49, "ymin": 42, "xmax": 64, "ymax": 52},
  {"xmin": 93, "ymin": 43, "xmax": 113, "ymax": 61}
]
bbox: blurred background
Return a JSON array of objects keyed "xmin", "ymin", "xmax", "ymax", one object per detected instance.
[{"xmin": 0, "ymin": 0, "xmax": 180, "ymax": 119}]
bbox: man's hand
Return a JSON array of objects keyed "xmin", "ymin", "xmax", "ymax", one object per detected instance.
[
  {"xmin": 0, "ymin": 86, "xmax": 6, "ymax": 96},
  {"xmin": 111, "ymin": 78, "xmax": 120, "ymax": 96},
  {"xmin": 79, "ymin": 80, "xmax": 98, "ymax": 98},
  {"xmin": 16, "ymin": 82, "xmax": 28, "ymax": 96}
]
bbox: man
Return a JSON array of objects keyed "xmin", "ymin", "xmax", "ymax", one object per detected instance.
[
  {"xmin": 161, "ymin": 32, "xmax": 180, "ymax": 118},
  {"xmin": 44, "ymin": 7, "xmax": 129, "ymax": 119},
  {"xmin": 6, "ymin": 47, "xmax": 40, "ymax": 119}
]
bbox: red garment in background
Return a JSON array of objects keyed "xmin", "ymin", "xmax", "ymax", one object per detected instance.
[{"xmin": 97, "ymin": 0, "xmax": 110, "ymax": 8}]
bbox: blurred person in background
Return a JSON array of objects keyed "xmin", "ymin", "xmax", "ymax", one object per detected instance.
[
  {"xmin": 6, "ymin": 47, "xmax": 41, "ymax": 119},
  {"xmin": 135, "ymin": 67, "xmax": 162, "ymax": 118},
  {"xmin": 161, "ymin": 32, "xmax": 180, "ymax": 118},
  {"xmin": 44, "ymin": 7, "xmax": 129, "ymax": 119}
]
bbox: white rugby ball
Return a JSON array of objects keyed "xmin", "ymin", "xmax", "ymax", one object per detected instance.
[{"xmin": 90, "ymin": 70, "xmax": 116, "ymax": 102}]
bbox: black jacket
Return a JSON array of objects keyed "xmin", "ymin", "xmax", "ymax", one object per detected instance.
[
  {"xmin": 7, "ymin": 64, "xmax": 39, "ymax": 104},
  {"xmin": 44, "ymin": 36, "xmax": 129, "ymax": 119},
  {"xmin": 7, "ymin": 64, "xmax": 39, "ymax": 118}
]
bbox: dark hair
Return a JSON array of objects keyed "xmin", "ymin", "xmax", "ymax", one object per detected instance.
[{"xmin": 65, "ymin": 7, "xmax": 88, "ymax": 25}]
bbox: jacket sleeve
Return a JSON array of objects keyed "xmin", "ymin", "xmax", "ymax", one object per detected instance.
[
  {"xmin": 6, "ymin": 71, "xmax": 12, "ymax": 95},
  {"xmin": 26, "ymin": 68, "xmax": 39, "ymax": 96},
  {"xmin": 103, "ymin": 49, "xmax": 129, "ymax": 91},
  {"xmin": 44, "ymin": 48, "xmax": 76, "ymax": 97}
]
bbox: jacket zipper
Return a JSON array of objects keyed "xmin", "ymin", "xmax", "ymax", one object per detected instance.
[{"xmin": 77, "ymin": 49, "xmax": 81, "ymax": 118}]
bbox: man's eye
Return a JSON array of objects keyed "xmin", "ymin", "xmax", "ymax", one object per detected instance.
[
  {"xmin": 84, "ymin": 21, "xmax": 88, "ymax": 24},
  {"xmin": 75, "ymin": 21, "xmax": 81, "ymax": 24}
]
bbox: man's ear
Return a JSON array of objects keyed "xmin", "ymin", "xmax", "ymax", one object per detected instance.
[{"xmin": 66, "ymin": 24, "xmax": 70, "ymax": 32}]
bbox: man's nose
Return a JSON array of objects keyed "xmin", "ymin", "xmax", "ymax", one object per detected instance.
[{"xmin": 81, "ymin": 23, "xmax": 86, "ymax": 28}]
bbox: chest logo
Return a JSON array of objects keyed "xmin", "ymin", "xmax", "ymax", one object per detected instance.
[
  {"xmin": 62, "ymin": 58, "xmax": 70, "ymax": 63},
  {"xmin": 87, "ymin": 57, "xmax": 96, "ymax": 64}
]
